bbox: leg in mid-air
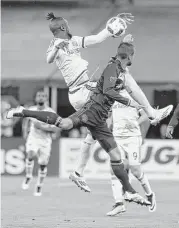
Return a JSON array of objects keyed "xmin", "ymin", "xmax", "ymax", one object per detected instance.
[
  {"xmin": 6, "ymin": 105, "xmax": 150, "ymax": 206},
  {"xmin": 22, "ymin": 148, "xmax": 35, "ymax": 190},
  {"xmin": 125, "ymin": 73, "xmax": 173, "ymax": 121},
  {"xmin": 69, "ymin": 132, "xmax": 95, "ymax": 193},
  {"xmin": 106, "ymin": 168, "xmax": 126, "ymax": 216},
  {"xmin": 107, "ymin": 136, "xmax": 156, "ymax": 216}
]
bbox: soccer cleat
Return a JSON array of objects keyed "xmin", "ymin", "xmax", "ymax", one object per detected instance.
[
  {"xmin": 124, "ymin": 192, "xmax": 151, "ymax": 206},
  {"xmin": 34, "ymin": 185, "xmax": 42, "ymax": 196},
  {"xmin": 69, "ymin": 172, "xmax": 91, "ymax": 193},
  {"xmin": 6, "ymin": 106, "xmax": 24, "ymax": 119},
  {"xmin": 106, "ymin": 203, "xmax": 126, "ymax": 216},
  {"xmin": 146, "ymin": 192, "xmax": 156, "ymax": 212},
  {"xmin": 151, "ymin": 105, "xmax": 173, "ymax": 125},
  {"xmin": 21, "ymin": 177, "xmax": 32, "ymax": 190}
]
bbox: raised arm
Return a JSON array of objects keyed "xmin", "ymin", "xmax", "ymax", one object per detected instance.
[{"xmin": 83, "ymin": 28, "xmax": 112, "ymax": 48}]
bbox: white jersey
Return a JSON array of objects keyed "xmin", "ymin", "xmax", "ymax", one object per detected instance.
[
  {"xmin": 27, "ymin": 105, "xmax": 55, "ymax": 146},
  {"xmin": 47, "ymin": 36, "xmax": 89, "ymax": 90},
  {"xmin": 112, "ymin": 90, "xmax": 141, "ymax": 137}
]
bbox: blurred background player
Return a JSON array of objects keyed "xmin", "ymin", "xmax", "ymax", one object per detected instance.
[
  {"xmin": 46, "ymin": 12, "xmax": 134, "ymax": 192},
  {"xmin": 22, "ymin": 89, "xmax": 58, "ymax": 196},
  {"xmin": 166, "ymin": 103, "xmax": 179, "ymax": 138},
  {"xmin": 106, "ymin": 89, "xmax": 156, "ymax": 216}
]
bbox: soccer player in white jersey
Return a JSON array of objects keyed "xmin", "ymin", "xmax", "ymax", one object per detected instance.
[
  {"xmin": 44, "ymin": 12, "xmax": 173, "ymax": 192},
  {"xmin": 22, "ymin": 89, "xmax": 58, "ymax": 196},
  {"xmin": 106, "ymin": 89, "xmax": 156, "ymax": 216},
  {"xmin": 46, "ymin": 12, "xmax": 135, "ymax": 192}
]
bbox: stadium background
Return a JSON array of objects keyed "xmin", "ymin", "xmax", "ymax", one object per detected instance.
[{"xmin": 1, "ymin": 1, "xmax": 179, "ymax": 227}]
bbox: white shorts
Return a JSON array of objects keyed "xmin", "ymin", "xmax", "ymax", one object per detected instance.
[
  {"xmin": 26, "ymin": 139, "xmax": 51, "ymax": 164},
  {"xmin": 68, "ymin": 82, "xmax": 96, "ymax": 111},
  {"xmin": 115, "ymin": 136, "xmax": 142, "ymax": 166}
]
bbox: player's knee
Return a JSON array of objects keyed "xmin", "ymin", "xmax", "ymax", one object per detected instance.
[
  {"xmin": 40, "ymin": 164, "xmax": 47, "ymax": 171},
  {"xmin": 38, "ymin": 156, "xmax": 49, "ymax": 166},
  {"xmin": 130, "ymin": 165, "xmax": 142, "ymax": 179},
  {"xmin": 84, "ymin": 134, "xmax": 96, "ymax": 145},
  {"xmin": 108, "ymin": 147, "xmax": 121, "ymax": 161},
  {"xmin": 27, "ymin": 151, "xmax": 36, "ymax": 160}
]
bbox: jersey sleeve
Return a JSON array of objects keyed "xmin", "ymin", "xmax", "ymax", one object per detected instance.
[
  {"xmin": 103, "ymin": 63, "xmax": 131, "ymax": 106},
  {"xmin": 73, "ymin": 36, "xmax": 86, "ymax": 48},
  {"xmin": 46, "ymin": 39, "xmax": 55, "ymax": 54}
]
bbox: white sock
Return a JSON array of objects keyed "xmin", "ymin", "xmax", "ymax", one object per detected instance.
[
  {"xmin": 125, "ymin": 74, "xmax": 155, "ymax": 118},
  {"xmin": 111, "ymin": 172, "xmax": 123, "ymax": 203},
  {"xmin": 138, "ymin": 173, "xmax": 152, "ymax": 195},
  {"xmin": 25, "ymin": 159, "xmax": 34, "ymax": 178},
  {"xmin": 76, "ymin": 140, "xmax": 94, "ymax": 176},
  {"xmin": 37, "ymin": 167, "xmax": 47, "ymax": 187}
]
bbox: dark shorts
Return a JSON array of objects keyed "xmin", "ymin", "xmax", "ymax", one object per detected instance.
[{"xmin": 69, "ymin": 101, "xmax": 117, "ymax": 152}]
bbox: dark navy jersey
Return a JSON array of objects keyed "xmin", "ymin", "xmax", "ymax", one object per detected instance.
[
  {"xmin": 168, "ymin": 104, "xmax": 179, "ymax": 128},
  {"xmin": 90, "ymin": 57, "xmax": 130, "ymax": 119}
]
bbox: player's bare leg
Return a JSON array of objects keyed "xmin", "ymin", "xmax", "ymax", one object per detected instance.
[
  {"xmin": 22, "ymin": 151, "xmax": 35, "ymax": 190},
  {"xmin": 125, "ymin": 74, "xmax": 173, "ymax": 122},
  {"xmin": 130, "ymin": 165, "xmax": 156, "ymax": 212},
  {"xmin": 69, "ymin": 133, "xmax": 95, "ymax": 193},
  {"xmin": 108, "ymin": 146, "xmax": 150, "ymax": 206},
  {"xmin": 34, "ymin": 154, "xmax": 49, "ymax": 196},
  {"xmin": 107, "ymin": 169, "xmax": 126, "ymax": 216}
]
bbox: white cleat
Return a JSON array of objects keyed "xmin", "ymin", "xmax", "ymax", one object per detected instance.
[
  {"xmin": 34, "ymin": 186, "xmax": 42, "ymax": 196},
  {"xmin": 146, "ymin": 192, "xmax": 157, "ymax": 212},
  {"xmin": 151, "ymin": 105, "xmax": 173, "ymax": 125},
  {"xmin": 69, "ymin": 172, "xmax": 91, "ymax": 193},
  {"xmin": 124, "ymin": 192, "xmax": 151, "ymax": 206},
  {"xmin": 106, "ymin": 203, "xmax": 126, "ymax": 216},
  {"xmin": 21, "ymin": 177, "xmax": 32, "ymax": 190},
  {"xmin": 6, "ymin": 106, "xmax": 24, "ymax": 119}
]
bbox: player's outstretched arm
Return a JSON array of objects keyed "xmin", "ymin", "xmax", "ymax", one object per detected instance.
[
  {"xmin": 84, "ymin": 13, "xmax": 134, "ymax": 47},
  {"xmin": 84, "ymin": 28, "xmax": 112, "ymax": 47},
  {"xmin": 166, "ymin": 104, "xmax": 179, "ymax": 138}
]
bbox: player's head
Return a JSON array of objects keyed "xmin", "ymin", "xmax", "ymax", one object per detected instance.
[
  {"xmin": 46, "ymin": 12, "xmax": 72, "ymax": 39},
  {"xmin": 35, "ymin": 89, "xmax": 48, "ymax": 106},
  {"xmin": 117, "ymin": 42, "xmax": 135, "ymax": 67}
]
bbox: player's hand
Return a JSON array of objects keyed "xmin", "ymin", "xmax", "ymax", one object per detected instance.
[
  {"xmin": 165, "ymin": 126, "xmax": 174, "ymax": 139},
  {"xmin": 54, "ymin": 39, "xmax": 69, "ymax": 49},
  {"xmin": 123, "ymin": 34, "xmax": 134, "ymax": 43},
  {"xmin": 117, "ymin": 13, "xmax": 134, "ymax": 25}
]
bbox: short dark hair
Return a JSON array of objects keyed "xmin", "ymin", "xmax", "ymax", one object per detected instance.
[{"xmin": 117, "ymin": 42, "xmax": 135, "ymax": 59}]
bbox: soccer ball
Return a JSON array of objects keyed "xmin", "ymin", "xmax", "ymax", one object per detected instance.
[{"xmin": 106, "ymin": 17, "xmax": 127, "ymax": 38}]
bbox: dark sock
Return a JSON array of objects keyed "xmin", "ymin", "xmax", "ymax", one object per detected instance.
[
  {"xmin": 111, "ymin": 160, "xmax": 136, "ymax": 193},
  {"xmin": 17, "ymin": 110, "xmax": 62, "ymax": 126},
  {"xmin": 40, "ymin": 165, "xmax": 46, "ymax": 171}
]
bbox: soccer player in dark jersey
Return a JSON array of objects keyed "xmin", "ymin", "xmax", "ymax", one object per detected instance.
[
  {"xmin": 7, "ymin": 41, "xmax": 151, "ymax": 206},
  {"xmin": 166, "ymin": 104, "xmax": 179, "ymax": 138}
]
